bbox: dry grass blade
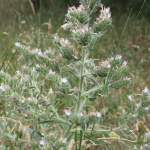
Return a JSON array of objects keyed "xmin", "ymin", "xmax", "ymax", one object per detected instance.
[
  {"xmin": 29, "ymin": 0, "xmax": 35, "ymax": 15},
  {"xmin": 67, "ymin": 139, "xmax": 75, "ymax": 150}
]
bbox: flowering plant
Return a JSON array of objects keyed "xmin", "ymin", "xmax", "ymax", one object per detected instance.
[{"xmin": 0, "ymin": 0, "xmax": 150, "ymax": 149}]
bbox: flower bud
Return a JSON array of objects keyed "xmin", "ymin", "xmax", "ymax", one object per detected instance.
[
  {"xmin": 112, "ymin": 61, "xmax": 128, "ymax": 80},
  {"xmin": 46, "ymin": 70, "xmax": 60, "ymax": 84},
  {"xmin": 66, "ymin": 5, "xmax": 88, "ymax": 25},
  {"xmin": 73, "ymin": 29, "xmax": 92, "ymax": 46},
  {"xmin": 95, "ymin": 60, "xmax": 111, "ymax": 77},
  {"xmin": 110, "ymin": 55, "xmax": 122, "ymax": 67},
  {"xmin": 35, "ymin": 64, "xmax": 48, "ymax": 76}
]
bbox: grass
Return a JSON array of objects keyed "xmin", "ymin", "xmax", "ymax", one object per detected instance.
[{"xmin": 0, "ymin": 0, "xmax": 150, "ymax": 149}]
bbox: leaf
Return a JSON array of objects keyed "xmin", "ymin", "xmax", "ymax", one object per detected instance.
[
  {"xmin": 22, "ymin": 126, "xmax": 42, "ymax": 141},
  {"xmin": 40, "ymin": 86, "xmax": 43, "ymax": 94},
  {"xmin": 84, "ymin": 133, "xmax": 108, "ymax": 150},
  {"xmin": 30, "ymin": 130, "xmax": 39, "ymax": 150},
  {"xmin": 62, "ymin": 69, "xmax": 79, "ymax": 78},
  {"xmin": 0, "ymin": 145, "xmax": 7, "ymax": 150},
  {"xmin": 82, "ymin": 85, "xmax": 103, "ymax": 96},
  {"xmin": 84, "ymin": 74, "xmax": 99, "ymax": 86}
]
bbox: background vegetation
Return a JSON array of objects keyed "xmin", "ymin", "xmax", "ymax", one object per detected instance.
[{"xmin": 0, "ymin": 0, "xmax": 150, "ymax": 149}]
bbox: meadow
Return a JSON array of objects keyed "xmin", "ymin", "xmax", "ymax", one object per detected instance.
[{"xmin": 0, "ymin": 0, "xmax": 150, "ymax": 149}]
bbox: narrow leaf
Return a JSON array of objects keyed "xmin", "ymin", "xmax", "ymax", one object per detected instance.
[
  {"xmin": 36, "ymin": 119, "xmax": 71, "ymax": 125},
  {"xmin": 84, "ymin": 133, "xmax": 108, "ymax": 150}
]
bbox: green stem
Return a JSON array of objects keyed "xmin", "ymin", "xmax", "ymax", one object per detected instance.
[
  {"xmin": 76, "ymin": 49, "xmax": 85, "ymax": 114},
  {"xmin": 70, "ymin": 122, "xmax": 128, "ymax": 133}
]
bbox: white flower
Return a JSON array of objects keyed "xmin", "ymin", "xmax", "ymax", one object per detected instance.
[
  {"xmin": 85, "ymin": 69, "xmax": 88, "ymax": 73},
  {"xmin": 61, "ymin": 78, "xmax": 67, "ymax": 83},
  {"xmin": 97, "ymin": 112, "xmax": 101, "ymax": 118},
  {"xmin": 40, "ymin": 140, "xmax": 44, "ymax": 145},
  {"xmin": 32, "ymin": 67, "xmax": 36, "ymax": 72},
  {"xmin": 15, "ymin": 42, "xmax": 20, "ymax": 47},
  {"xmin": 136, "ymin": 103, "xmax": 140, "ymax": 108},
  {"xmin": 145, "ymin": 132, "xmax": 150, "ymax": 136},
  {"xmin": 36, "ymin": 64, "xmax": 40, "ymax": 68},
  {"xmin": 123, "ymin": 109, "xmax": 125, "ymax": 113},
  {"xmin": 122, "ymin": 61, "xmax": 127, "ymax": 66},
  {"xmin": 128, "ymin": 95, "xmax": 132, "ymax": 100},
  {"xmin": 49, "ymin": 70, "xmax": 55, "ymax": 75},
  {"xmin": 21, "ymin": 20, "xmax": 26, "ymax": 24},
  {"xmin": 133, "ymin": 45, "xmax": 140, "ymax": 49},
  {"xmin": 143, "ymin": 86, "xmax": 149, "ymax": 93},
  {"xmin": 54, "ymin": 33, "xmax": 59, "ymax": 39},
  {"xmin": 62, "ymin": 138, "xmax": 67, "ymax": 143},
  {"xmin": 132, "ymin": 114, "xmax": 136, "ymax": 117},
  {"xmin": 80, "ymin": 112, "xmax": 83, "ymax": 116},
  {"xmin": 2, "ymin": 122, "xmax": 6, "ymax": 126},
  {"xmin": 105, "ymin": 8, "xmax": 110, "ymax": 13},
  {"xmin": 0, "ymin": 85, "xmax": 5, "ymax": 91},
  {"xmin": 24, "ymin": 114, "xmax": 27, "ymax": 117},
  {"xmin": 133, "ymin": 145, "xmax": 137, "ymax": 149},
  {"xmin": 140, "ymin": 146, "xmax": 143, "ymax": 149},
  {"xmin": 28, "ymin": 97, "xmax": 32, "ymax": 101},
  {"xmin": 107, "ymin": 64, "xmax": 111, "ymax": 68},
  {"xmin": 16, "ymin": 70, "xmax": 21, "ymax": 75},
  {"xmin": 49, "ymin": 88, "xmax": 53, "ymax": 93},
  {"xmin": 61, "ymin": 22, "xmax": 72, "ymax": 30},
  {"xmin": 64, "ymin": 110, "xmax": 71, "ymax": 116},
  {"xmin": 116, "ymin": 55, "xmax": 122, "ymax": 60},
  {"xmin": 38, "ymin": 51, "xmax": 42, "ymax": 56}
]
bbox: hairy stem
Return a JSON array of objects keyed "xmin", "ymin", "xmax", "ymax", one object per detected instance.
[{"xmin": 76, "ymin": 49, "xmax": 85, "ymax": 114}]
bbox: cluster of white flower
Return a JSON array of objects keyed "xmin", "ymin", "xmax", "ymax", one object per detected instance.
[
  {"xmin": 101, "ymin": 60, "xmax": 111, "ymax": 68},
  {"xmin": 88, "ymin": 111, "xmax": 101, "ymax": 118},
  {"xmin": 124, "ymin": 77, "xmax": 131, "ymax": 81},
  {"xmin": 60, "ymin": 38, "xmax": 71, "ymax": 47},
  {"xmin": 72, "ymin": 26, "xmax": 92, "ymax": 34},
  {"xmin": 99, "ymin": 5, "xmax": 111, "ymax": 19},
  {"xmin": 31, "ymin": 48, "xmax": 42, "ymax": 55},
  {"xmin": 68, "ymin": 4, "xmax": 85, "ymax": 13},
  {"xmin": 44, "ymin": 49, "xmax": 53, "ymax": 55},
  {"xmin": 49, "ymin": 70, "xmax": 55, "ymax": 75},
  {"xmin": 116, "ymin": 55, "xmax": 122, "ymax": 60},
  {"xmin": 0, "ymin": 84, "xmax": 10, "ymax": 91},
  {"xmin": 15, "ymin": 42, "xmax": 30, "ymax": 51}
]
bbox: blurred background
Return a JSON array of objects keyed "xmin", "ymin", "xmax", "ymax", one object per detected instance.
[
  {"xmin": 0, "ymin": 0, "xmax": 150, "ymax": 149},
  {"xmin": 0, "ymin": 0, "xmax": 149, "ymax": 91}
]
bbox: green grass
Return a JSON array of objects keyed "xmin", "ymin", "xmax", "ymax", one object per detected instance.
[{"xmin": 0, "ymin": 0, "xmax": 150, "ymax": 149}]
